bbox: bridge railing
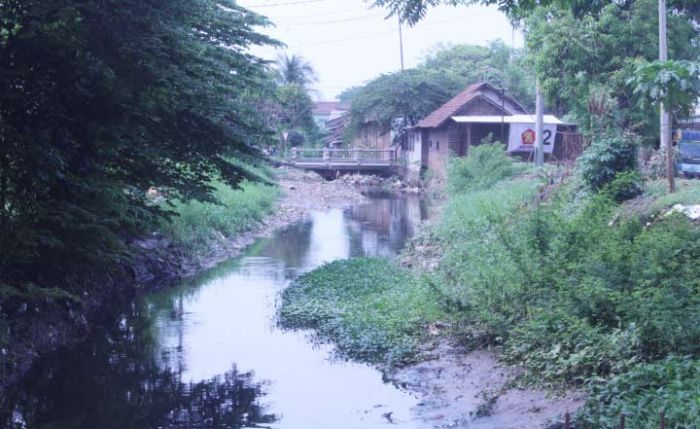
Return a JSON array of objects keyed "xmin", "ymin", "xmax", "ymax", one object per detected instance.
[{"xmin": 290, "ymin": 147, "xmax": 398, "ymax": 165}]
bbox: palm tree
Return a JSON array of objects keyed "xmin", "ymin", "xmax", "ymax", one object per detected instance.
[{"xmin": 276, "ymin": 53, "xmax": 318, "ymax": 88}]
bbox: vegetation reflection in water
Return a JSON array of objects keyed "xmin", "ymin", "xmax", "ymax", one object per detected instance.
[{"xmin": 1, "ymin": 195, "xmax": 428, "ymax": 429}]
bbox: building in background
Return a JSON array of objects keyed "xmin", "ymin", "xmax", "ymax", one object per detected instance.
[
  {"xmin": 312, "ymin": 101, "xmax": 349, "ymax": 131},
  {"xmin": 405, "ymin": 82, "xmax": 579, "ymax": 179}
]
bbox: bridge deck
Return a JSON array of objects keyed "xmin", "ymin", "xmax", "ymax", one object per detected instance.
[{"xmin": 290, "ymin": 148, "xmax": 399, "ymax": 175}]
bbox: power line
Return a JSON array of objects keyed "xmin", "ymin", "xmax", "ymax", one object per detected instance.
[
  {"xmin": 244, "ymin": 0, "xmax": 328, "ymax": 8},
  {"xmin": 265, "ymin": 5, "xmax": 376, "ymax": 19},
  {"xmin": 274, "ymin": 13, "xmax": 385, "ymax": 26},
  {"xmin": 289, "ymin": 11, "xmax": 497, "ymax": 48}
]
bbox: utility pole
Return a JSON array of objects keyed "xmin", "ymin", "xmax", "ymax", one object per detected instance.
[
  {"xmin": 659, "ymin": 0, "xmax": 675, "ymax": 192},
  {"xmin": 535, "ymin": 79, "xmax": 544, "ymax": 167},
  {"xmin": 398, "ymin": 16, "xmax": 405, "ymax": 71}
]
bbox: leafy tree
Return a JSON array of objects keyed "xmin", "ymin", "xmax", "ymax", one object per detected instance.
[
  {"xmin": 525, "ymin": 0, "xmax": 698, "ymax": 139},
  {"xmin": 372, "ymin": 0, "xmax": 700, "ymax": 23},
  {"xmin": 342, "ymin": 42, "xmax": 533, "ymax": 143},
  {"xmin": 275, "ymin": 53, "xmax": 318, "ymax": 88},
  {"xmin": 0, "ymin": 1, "xmax": 277, "ymax": 290},
  {"xmin": 629, "ymin": 60, "xmax": 700, "ymax": 121}
]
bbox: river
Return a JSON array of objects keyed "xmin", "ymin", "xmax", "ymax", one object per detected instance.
[{"xmin": 2, "ymin": 194, "xmax": 430, "ymax": 429}]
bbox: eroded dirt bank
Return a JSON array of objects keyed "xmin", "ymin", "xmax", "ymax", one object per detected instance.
[
  {"xmin": 1, "ymin": 167, "xmax": 364, "ymax": 391},
  {"xmin": 388, "ymin": 342, "xmax": 585, "ymax": 428}
]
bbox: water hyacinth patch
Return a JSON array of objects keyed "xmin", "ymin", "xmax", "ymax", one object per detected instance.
[{"xmin": 279, "ymin": 257, "xmax": 449, "ymax": 365}]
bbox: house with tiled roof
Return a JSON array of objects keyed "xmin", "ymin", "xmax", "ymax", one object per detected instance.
[
  {"xmin": 404, "ymin": 82, "xmax": 579, "ymax": 179},
  {"xmin": 405, "ymin": 82, "xmax": 527, "ymax": 177},
  {"xmin": 312, "ymin": 101, "xmax": 349, "ymax": 130}
]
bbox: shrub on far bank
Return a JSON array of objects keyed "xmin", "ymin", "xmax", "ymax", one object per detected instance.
[
  {"xmin": 437, "ymin": 142, "xmax": 700, "ymax": 388},
  {"xmin": 447, "ymin": 142, "xmax": 524, "ymax": 193},
  {"xmin": 603, "ymin": 170, "xmax": 644, "ymax": 202},
  {"xmin": 579, "ymin": 134, "xmax": 638, "ymax": 191}
]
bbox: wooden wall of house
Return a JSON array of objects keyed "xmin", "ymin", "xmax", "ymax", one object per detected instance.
[
  {"xmin": 426, "ymin": 126, "xmax": 450, "ymax": 177},
  {"xmin": 352, "ymin": 123, "xmax": 393, "ymax": 152}
]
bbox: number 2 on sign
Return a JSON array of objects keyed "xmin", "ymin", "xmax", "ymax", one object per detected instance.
[{"xmin": 543, "ymin": 130, "xmax": 552, "ymax": 145}]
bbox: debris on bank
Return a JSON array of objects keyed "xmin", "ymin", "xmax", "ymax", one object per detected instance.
[
  {"xmin": 335, "ymin": 173, "xmax": 423, "ymax": 194},
  {"xmin": 665, "ymin": 203, "xmax": 700, "ymax": 220}
]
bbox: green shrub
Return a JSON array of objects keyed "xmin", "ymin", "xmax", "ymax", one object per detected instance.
[
  {"xmin": 604, "ymin": 170, "xmax": 644, "ymax": 202},
  {"xmin": 577, "ymin": 357, "xmax": 700, "ymax": 428},
  {"xmin": 622, "ymin": 217, "xmax": 700, "ymax": 358},
  {"xmin": 447, "ymin": 143, "xmax": 524, "ymax": 193},
  {"xmin": 438, "ymin": 157, "xmax": 700, "ymax": 384},
  {"xmin": 435, "ymin": 177, "xmax": 541, "ymax": 342},
  {"xmin": 279, "ymin": 258, "xmax": 449, "ymax": 365},
  {"xmin": 502, "ymin": 310, "xmax": 639, "ymax": 385},
  {"xmin": 579, "ymin": 134, "xmax": 639, "ymax": 191}
]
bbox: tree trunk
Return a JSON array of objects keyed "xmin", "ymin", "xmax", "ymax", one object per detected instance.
[
  {"xmin": 659, "ymin": 0, "xmax": 675, "ymax": 192},
  {"xmin": 535, "ymin": 79, "xmax": 544, "ymax": 167}
]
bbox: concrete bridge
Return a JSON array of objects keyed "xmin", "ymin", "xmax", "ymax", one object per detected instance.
[{"xmin": 290, "ymin": 147, "xmax": 400, "ymax": 177}]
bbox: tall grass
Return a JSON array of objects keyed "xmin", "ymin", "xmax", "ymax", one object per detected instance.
[{"xmin": 161, "ymin": 179, "xmax": 279, "ymax": 252}]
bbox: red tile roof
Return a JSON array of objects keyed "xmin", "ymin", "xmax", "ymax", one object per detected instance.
[
  {"xmin": 312, "ymin": 101, "xmax": 349, "ymax": 116},
  {"xmin": 417, "ymin": 82, "xmax": 524, "ymax": 128}
]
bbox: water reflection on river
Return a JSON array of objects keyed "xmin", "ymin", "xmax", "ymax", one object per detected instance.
[{"xmin": 2, "ymin": 194, "xmax": 429, "ymax": 429}]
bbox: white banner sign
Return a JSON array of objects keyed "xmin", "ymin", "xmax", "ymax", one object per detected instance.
[{"xmin": 507, "ymin": 123, "xmax": 557, "ymax": 154}]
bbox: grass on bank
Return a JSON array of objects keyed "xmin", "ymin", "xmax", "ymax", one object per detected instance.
[
  {"xmin": 158, "ymin": 156, "xmax": 280, "ymax": 251},
  {"xmin": 160, "ymin": 176, "xmax": 279, "ymax": 252},
  {"xmin": 279, "ymin": 257, "xmax": 449, "ymax": 365}
]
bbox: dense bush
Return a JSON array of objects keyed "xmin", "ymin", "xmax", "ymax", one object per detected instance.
[
  {"xmin": 604, "ymin": 170, "xmax": 644, "ymax": 202},
  {"xmin": 447, "ymin": 143, "xmax": 524, "ymax": 193},
  {"xmin": 579, "ymin": 134, "xmax": 639, "ymax": 191},
  {"xmin": 438, "ymin": 150, "xmax": 700, "ymax": 388},
  {"xmin": 577, "ymin": 357, "xmax": 700, "ymax": 428}
]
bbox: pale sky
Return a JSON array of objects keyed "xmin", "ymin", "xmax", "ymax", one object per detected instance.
[{"xmin": 237, "ymin": 0, "xmax": 523, "ymax": 100}]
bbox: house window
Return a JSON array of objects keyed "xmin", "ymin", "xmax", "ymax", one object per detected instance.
[
  {"xmin": 429, "ymin": 140, "xmax": 433, "ymax": 148},
  {"xmin": 436, "ymin": 141, "xmax": 440, "ymax": 151}
]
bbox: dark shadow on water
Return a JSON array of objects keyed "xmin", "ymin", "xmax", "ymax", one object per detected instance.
[{"xmin": 0, "ymin": 297, "xmax": 276, "ymax": 429}]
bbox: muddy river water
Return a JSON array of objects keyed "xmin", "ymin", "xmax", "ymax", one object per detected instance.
[{"xmin": 3, "ymin": 194, "xmax": 431, "ymax": 429}]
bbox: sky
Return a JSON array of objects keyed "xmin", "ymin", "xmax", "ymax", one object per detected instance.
[{"xmin": 237, "ymin": 0, "xmax": 523, "ymax": 100}]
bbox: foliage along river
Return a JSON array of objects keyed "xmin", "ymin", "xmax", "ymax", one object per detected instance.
[{"xmin": 3, "ymin": 194, "xmax": 430, "ymax": 429}]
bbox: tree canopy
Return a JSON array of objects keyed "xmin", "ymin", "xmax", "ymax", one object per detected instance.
[
  {"xmin": 525, "ymin": 0, "xmax": 699, "ymax": 139},
  {"xmin": 0, "ymin": 0, "xmax": 277, "ymax": 288},
  {"xmin": 341, "ymin": 41, "xmax": 533, "ymax": 142},
  {"xmin": 372, "ymin": 0, "xmax": 700, "ymax": 24},
  {"xmin": 275, "ymin": 53, "xmax": 318, "ymax": 88}
]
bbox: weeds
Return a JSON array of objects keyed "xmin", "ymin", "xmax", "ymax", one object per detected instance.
[
  {"xmin": 160, "ymin": 179, "xmax": 279, "ymax": 252},
  {"xmin": 577, "ymin": 357, "xmax": 700, "ymax": 428}
]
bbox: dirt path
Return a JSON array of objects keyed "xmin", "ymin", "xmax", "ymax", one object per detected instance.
[{"xmin": 389, "ymin": 342, "xmax": 585, "ymax": 428}]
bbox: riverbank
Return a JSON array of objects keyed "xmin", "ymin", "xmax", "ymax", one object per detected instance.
[
  {"xmin": 278, "ymin": 144, "xmax": 700, "ymax": 428},
  {"xmin": 0, "ymin": 166, "xmax": 365, "ymax": 391},
  {"xmin": 280, "ymin": 258, "xmax": 586, "ymax": 429}
]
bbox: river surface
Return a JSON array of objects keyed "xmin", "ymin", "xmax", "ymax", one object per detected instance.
[{"xmin": 2, "ymin": 194, "xmax": 430, "ymax": 429}]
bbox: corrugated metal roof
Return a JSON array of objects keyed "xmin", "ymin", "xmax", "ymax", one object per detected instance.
[{"xmin": 452, "ymin": 115, "xmax": 565, "ymax": 125}]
